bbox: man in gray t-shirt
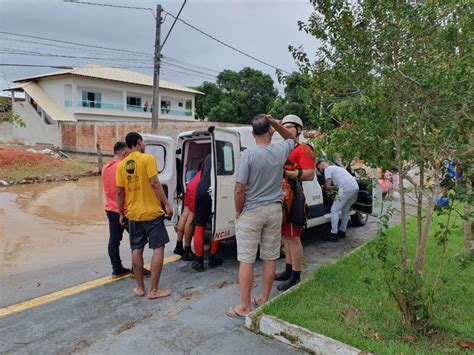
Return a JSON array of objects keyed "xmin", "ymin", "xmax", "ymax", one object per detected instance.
[
  {"xmin": 236, "ymin": 139, "xmax": 294, "ymax": 212},
  {"xmin": 226, "ymin": 114, "xmax": 294, "ymax": 319}
]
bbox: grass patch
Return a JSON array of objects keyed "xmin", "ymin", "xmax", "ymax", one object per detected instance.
[
  {"xmin": 263, "ymin": 207, "xmax": 473, "ymax": 354},
  {"xmin": 0, "ymin": 147, "xmax": 95, "ymax": 182}
]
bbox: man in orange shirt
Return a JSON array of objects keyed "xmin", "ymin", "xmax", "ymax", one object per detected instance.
[
  {"xmin": 116, "ymin": 132, "xmax": 173, "ymax": 299},
  {"xmin": 275, "ymin": 115, "xmax": 315, "ymax": 291},
  {"xmin": 102, "ymin": 141, "xmax": 131, "ymax": 278}
]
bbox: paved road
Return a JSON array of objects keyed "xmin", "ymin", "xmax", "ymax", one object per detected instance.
[{"xmin": 1, "ymin": 199, "xmax": 408, "ymax": 354}]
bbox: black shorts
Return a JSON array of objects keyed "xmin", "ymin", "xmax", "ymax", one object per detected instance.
[
  {"xmin": 129, "ymin": 217, "xmax": 170, "ymax": 250},
  {"xmin": 194, "ymin": 191, "xmax": 212, "ymax": 227}
]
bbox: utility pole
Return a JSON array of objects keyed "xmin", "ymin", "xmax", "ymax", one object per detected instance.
[{"xmin": 151, "ymin": 4, "xmax": 162, "ymax": 134}]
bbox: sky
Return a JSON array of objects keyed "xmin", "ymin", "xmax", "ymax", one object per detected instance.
[{"xmin": 0, "ymin": 0, "xmax": 319, "ymax": 94}]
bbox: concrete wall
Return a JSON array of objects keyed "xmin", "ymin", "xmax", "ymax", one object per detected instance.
[
  {"xmin": 11, "ymin": 101, "xmax": 60, "ymax": 146},
  {"xmin": 38, "ymin": 77, "xmax": 73, "ymax": 107},
  {"xmin": 60, "ymin": 119, "xmax": 242, "ymax": 155},
  {"xmin": 0, "ymin": 121, "xmax": 13, "ymax": 143}
]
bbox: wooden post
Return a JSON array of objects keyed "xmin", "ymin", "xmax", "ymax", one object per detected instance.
[{"xmin": 97, "ymin": 143, "xmax": 103, "ymax": 175}]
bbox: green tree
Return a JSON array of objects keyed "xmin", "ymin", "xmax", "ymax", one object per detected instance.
[
  {"xmin": 195, "ymin": 67, "xmax": 277, "ymax": 124},
  {"xmin": 194, "ymin": 82, "xmax": 222, "ymax": 121},
  {"xmin": 0, "ymin": 97, "xmax": 26, "ymax": 128},
  {"xmin": 293, "ymin": 0, "xmax": 473, "ymax": 331},
  {"xmin": 268, "ymin": 71, "xmax": 313, "ymax": 125}
]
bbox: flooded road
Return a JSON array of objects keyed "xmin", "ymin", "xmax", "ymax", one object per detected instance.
[
  {"xmin": 0, "ymin": 177, "xmax": 110, "ymax": 277},
  {"xmin": 0, "ymin": 177, "xmax": 175, "ymax": 278}
]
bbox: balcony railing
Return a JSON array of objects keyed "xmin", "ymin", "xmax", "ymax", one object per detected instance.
[
  {"xmin": 63, "ymin": 100, "xmax": 192, "ymax": 117},
  {"xmin": 79, "ymin": 100, "xmax": 124, "ymax": 110},
  {"xmin": 161, "ymin": 109, "xmax": 192, "ymax": 117},
  {"xmin": 127, "ymin": 104, "xmax": 151, "ymax": 113}
]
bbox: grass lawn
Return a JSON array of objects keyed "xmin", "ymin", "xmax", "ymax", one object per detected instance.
[
  {"xmin": 0, "ymin": 146, "xmax": 95, "ymax": 182},
  {"xmin": 263, "ymin": 207, "xmax": 473, "ymax": 354}
]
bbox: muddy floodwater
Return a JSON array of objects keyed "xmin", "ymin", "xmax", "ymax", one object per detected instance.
[{"xmin": 0, "ymin": 177, "xmax": 112, "ymax": 277}]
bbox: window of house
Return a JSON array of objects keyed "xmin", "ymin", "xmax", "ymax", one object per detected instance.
[
  {"xmin": 178, "ymin": 101, "xmax": 183, "ymax": 107},
  {"xmin": 215, "ymin": 140, "xmax": 234, "ymax": 175},
  {"xmin": 81, "ymin": 91, "xmax": 102, "ymax": 108},
  {"xmin": 30, "ymin": 97, "xmax": 37, "ymax": 110},
  {"xmin": 185, "ymin": 100, "xmax": 192, "ymax": 111},
  {"xmin": 44, "ymin": 113, "xmax": 54, "ymax": 125},
  {"xmin": 127, "ymin": 96, "xmax": 142, "ymax": 107},
  {"xmin": 161, "ymin": 100, "xmax": 171, "ymax": 113},
  {"xmin": 29, "ymin": 97, "xmax": 42, "ymax": 117}
]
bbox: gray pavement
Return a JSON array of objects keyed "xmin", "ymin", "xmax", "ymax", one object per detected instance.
[
  {"xmin": 0, "ymin": 226, "xmax": 173, "ymax": 308},
  {"xmin": 1, "ymin": 199, "xmax": 409, "ymax": 354}
]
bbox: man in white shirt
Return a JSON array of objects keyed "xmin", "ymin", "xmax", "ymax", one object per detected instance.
[{"xmin": 316, "ymin": 159, "xmax": 359, "ymax": 242}]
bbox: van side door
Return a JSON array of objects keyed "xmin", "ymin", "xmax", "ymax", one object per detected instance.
[
  {"xmin": 209, "ymin": 127, "xmax": 241, "ymax": 241},
  {"xmin": 142, "ymin": 134, "xmax": 177, "ymax": 222}
]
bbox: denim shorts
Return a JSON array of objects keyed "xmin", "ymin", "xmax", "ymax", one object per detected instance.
[{"xmin": 129, "ymin": 217, "xmax": 170, "ymax": 250}]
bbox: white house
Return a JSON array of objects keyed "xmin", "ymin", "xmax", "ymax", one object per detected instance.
[{"xmin": 4, "ymin": 66, "xmax": 204, "ymax": 147}]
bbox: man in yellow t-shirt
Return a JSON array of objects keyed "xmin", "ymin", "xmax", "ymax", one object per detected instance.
[{"xmin": 116, "ymin": 132, "xmax": 173, "ymax": 300}]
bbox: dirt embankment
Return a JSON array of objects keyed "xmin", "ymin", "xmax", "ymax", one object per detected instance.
[{"xmin": 0, "ymin": 145, "xmax": 99, "ymax": 186}]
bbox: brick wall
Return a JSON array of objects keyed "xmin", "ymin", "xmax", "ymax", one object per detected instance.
[
  {"xmin": 61, "ymin": 124, "xmax": 77, "ymax": 150},
  {"xmin": 60, "ymin": 120, "xmax": 242, "ymax": 155},
  {"xmin": 96, "ymin": 125, "xmax": 117, "ymax": 153}
]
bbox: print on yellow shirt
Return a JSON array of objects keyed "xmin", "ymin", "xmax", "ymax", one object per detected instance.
[{"xmin": 116, "ymin": 151, "xmax": 164, "ymax": 221}]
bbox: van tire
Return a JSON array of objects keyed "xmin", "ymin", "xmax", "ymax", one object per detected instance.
[{"xmin": 351, "ymin": 212, "xmax": 368, "ymax": 227}]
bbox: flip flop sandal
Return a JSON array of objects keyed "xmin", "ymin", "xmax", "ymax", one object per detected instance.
[
  {"xmin": 226, "ymin": 307, "xmax": 246, "ymax": 319},
  {"xmin": 252, "ymin": 298, "xmax": 262, "ymax": 308}
]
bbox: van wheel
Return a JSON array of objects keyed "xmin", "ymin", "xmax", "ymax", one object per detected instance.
[{"xmin": 351, "ymin": 212, "xmax": 368, "ymax": 227}]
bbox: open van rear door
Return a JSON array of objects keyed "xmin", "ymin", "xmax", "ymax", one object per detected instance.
[
  {"xmin": 351, "ymin": 168, "xmax": 383, "ymax": 217},
  {"xmin": 142, "ymin": 134, "xmax": 177, "ymax": 222},
  {"xmin": 209, "ymin": 127, "xmax": 241, "ymax": 241}
]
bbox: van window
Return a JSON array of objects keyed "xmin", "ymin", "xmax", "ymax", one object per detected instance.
[
  {"xmin": 145, "ymin": 144, "xmax": 166, "ymax": 173},
  {"xmin": 216, "ymin": 140, "xmax": 234, "ymax": 175}
]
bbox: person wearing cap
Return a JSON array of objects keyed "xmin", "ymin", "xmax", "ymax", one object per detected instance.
[
  {"xmin": 316, "ymin": 159, "xmax": 359, "ymax": 242},
  {"xmin": 274, "ymin": 114, "xmax": 315, "ymax": 291}
]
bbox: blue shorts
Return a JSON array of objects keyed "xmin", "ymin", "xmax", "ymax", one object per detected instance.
[{"xmin": 128, "ymin": 217, "xmax": 169, "ymax": 250}]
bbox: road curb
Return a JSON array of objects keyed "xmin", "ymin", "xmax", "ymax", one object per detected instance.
[
  {"xmin": 246, "ymin": 312, "xmax": 362, "ymax": 354},
  {"xmin": 245, "ymin": 241, "xmax": 375, "ymax": 354}
]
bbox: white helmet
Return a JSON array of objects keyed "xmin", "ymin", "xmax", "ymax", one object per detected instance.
[{"xmin": 282, "ymin": 114, "xmax": 303, "ymax": 128}]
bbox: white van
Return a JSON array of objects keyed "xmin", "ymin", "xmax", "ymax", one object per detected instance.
[{"xmin": 142, "ymin": 126, "xmax": 382, "ymax": 242}]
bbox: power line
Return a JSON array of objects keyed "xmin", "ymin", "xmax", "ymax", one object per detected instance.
[
  {"xmin": 60, "ymin": 1, "xmax": 291, "ymax": 74},
  {"xmin": 160, "ymin": 60, "xmax": 217, "ymax": 78},
  {"xmin": 0, "ymin": 49, "xmax": 148, "ymax": 62},
  {"xmin": 0, "ymin": 47, "xmax": 217, "ymax": 78},
  {"xmin": 0, "ymin": 31, "xmax": 286, "ymax": 84},
  {"xmin": 0, "ymin": 31, "xmax": 150, "ymax": 56},
  {"xmin": 63, "ymin": 0, "xmax": 155, "ymax": 17},
  {"xmin": 0, "ymin": 32, "xmax": 221, "ymax": 75},
  {"xmin": 161, "ymin": 0, "xmax": 187, "ymax": 49},
  {"xmin": 161, "ymin": 55, "xmax": 220, "ymax": 74},
  {"xmin": 0, "ymin": 64, "xmax": 74, "ymax": 69},
  {"xmin": 162, "ymin": 10, "xmax": 291, "ymax": 74},
  {"xmin": 0, "ymin": 37, "xmax": 146, "ymax": 58}
]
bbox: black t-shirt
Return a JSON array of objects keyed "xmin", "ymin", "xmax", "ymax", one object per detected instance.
[{"xmin": 196, "ymin": 154, "xmax": 212, "ymax": 198}]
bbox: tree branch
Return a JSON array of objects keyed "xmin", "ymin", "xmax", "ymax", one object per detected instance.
[{"xmin": 398, "ymin": 69, "xmax": 424, "ymax": 87}]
